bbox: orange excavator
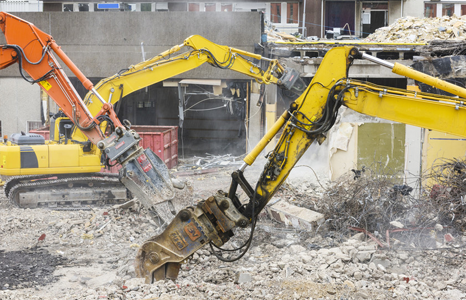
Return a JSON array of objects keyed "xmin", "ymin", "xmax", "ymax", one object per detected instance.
[
  {"xmin": 0, "ymin": 12, "xmax": 177, "ymax": 224},
  {"xmin": 0, "ymin": 13, "xmax": 301, "ymax": 227}
]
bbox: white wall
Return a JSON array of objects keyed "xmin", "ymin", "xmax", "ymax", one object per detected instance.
[{"xmin": 0, "ymin": 78, "xmax": 41, "ymax": 137}]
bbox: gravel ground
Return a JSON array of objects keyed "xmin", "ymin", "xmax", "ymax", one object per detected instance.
[{"xmin": 1, "ymin": 168, "xmax": 466, "ymax": 300}]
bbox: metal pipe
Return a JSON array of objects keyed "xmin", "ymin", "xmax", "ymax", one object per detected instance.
[
  {"xmin": 108, "ymin": 88, "xmax": 114, "ymax": 103},
  {"xmin": 392, "ymin": 63, "xmax": 466, "ymax": 99},
  {"xmin": 274, "ymin": 41, "xmax": 426, "ymax": 46},
  {"xmin": 361, "ymin": 53, "xmax": 395, "ymax": 69},
  {"xmin": 321, "ymin": 0, "xmax": 324, "ymax": 38},
  {"xmin": 141, "ymin": 42, "xmax": 146, "ymax": 61},
  {"xmin": 363, "ymin": 52, "xmax": 466, "ymax": 99},
  {"xmin": 91, "ymin": 88, "xmax": 107, "ymax": 104},
  {"xmin": 260, "ymin": 57, "xmax": 275, "ymax": 62},
  {"xmin": 302, "ymin": 0, "xmax": 306, "ymax": 38},
  {"xmin": 239, "ymin": 162, "xmax": 248, "ymax": 172},
  {"xmin": 401, "ymin": 0, "xmax": 404, "ymax": 18}
]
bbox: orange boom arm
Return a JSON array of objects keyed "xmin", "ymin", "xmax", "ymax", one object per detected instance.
[{"xmin": 0, "ymin": 12, "xmax": 122, "ymax": 144}]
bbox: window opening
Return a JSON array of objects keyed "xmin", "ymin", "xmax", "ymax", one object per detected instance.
[
  {"xmin": 78, "ymin": 3, "xmax": 89, "ymax": 11},
  {"xmin": 287, "ymin": 3, "xmax": 298, "ymax": 24},
  {"xmin": 271, "ymin": 3, "xmax": 281, "ymax": 23},
  {"xmin": 63, "ymin": 4, "xmax": 73, "ymax": 12}
]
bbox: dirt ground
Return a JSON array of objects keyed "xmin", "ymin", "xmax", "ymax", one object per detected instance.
[{"xmin": 1, "ymin": 164, "xmax": 466, "ymax": 300}]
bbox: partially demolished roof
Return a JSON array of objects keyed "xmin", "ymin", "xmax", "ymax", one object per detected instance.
[
  {"xmin": 365, "ymin": 15, "xmax": 466, "ymax": 43},
  {"xmin": 265, "ymin": 15, "xmax": 466, "ymax": 59}
]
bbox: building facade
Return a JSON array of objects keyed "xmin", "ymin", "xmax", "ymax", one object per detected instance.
[{"xmin": 0, "ymin": 0, "xmax": 429, "ymax": 39}]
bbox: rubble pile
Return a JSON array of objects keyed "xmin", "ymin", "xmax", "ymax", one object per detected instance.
[
  {"xmin": 318, "ymin": 167, "xmax": 419, "ymax": 236},
  {"xmin": 365, "ymin": 15, "xmax": 466, "ymax": 43},
  {"xmin": 1, "ymin": 164, "xmax": 466, "ymax": 299},
  {"xmin": 177, "ymin": 154, "xmax": 244, "ymax": 171}
]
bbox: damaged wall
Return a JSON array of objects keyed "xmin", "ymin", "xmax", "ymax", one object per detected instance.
[
  {"xmin": 422, "ymin": 130, "xmax": 466, "ymax": 176},
  {"xmin": 289, "ymin": 109, "xmax": 422, "ymax": 188}
]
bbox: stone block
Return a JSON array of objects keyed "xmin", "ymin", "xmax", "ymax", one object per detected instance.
[
  {"xmin": 266, "ymin": 200, "xmax": 325, "ymax": 232},
  {"xmin": 355, "ymin": 250, "xmax": 374, "ymax": 262},
  {"xmin": 234, "ymin": 272, "xmax": 252, "ymax": 284}
]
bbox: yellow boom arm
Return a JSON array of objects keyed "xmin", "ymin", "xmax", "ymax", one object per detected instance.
[
  {"xmin": 87, "ymin": 35, "xmax": 284, "ymax": 115},
  {"xmin": 247, "ymin": 46, "xmax": 466, "ymax": 216},
  {"xmin": 69, "ymin": 35, "xmax": 291, "ymax": 142},
  {"xmin": 135, "ymin": 46, "xmax": 466, "ymax": 283}
]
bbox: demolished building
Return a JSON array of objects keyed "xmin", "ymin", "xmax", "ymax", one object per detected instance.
[{"xmin": 1, "ymin": 12, "xmax": 466, "ymax": 185}]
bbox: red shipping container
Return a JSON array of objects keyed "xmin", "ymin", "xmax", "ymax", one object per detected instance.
[{"xmin": 30, "ymin": 125, "xmax": 178, "ymax": 173}]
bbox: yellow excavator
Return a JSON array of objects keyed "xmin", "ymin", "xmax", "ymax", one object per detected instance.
[
  {"xmin": 2, "ymin": 13, "xmax": 466, "ymax": 283},
  {"xmin": 0, "ymin": 13, "xmax": 303, "ymax": 227},
  {"xmin": 133, "ymin": 46, "xmax": 466, "ymax": 282}
]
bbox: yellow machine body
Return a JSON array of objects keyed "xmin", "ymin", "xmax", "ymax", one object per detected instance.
[{"xmin": 0, "ymin": 142, "xmax": 101, "ymax": 176}]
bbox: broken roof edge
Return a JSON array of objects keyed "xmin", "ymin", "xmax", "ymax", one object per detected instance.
[{"xmin": 272, "ymin": 41, "xmax": 427, "ymax": 46}]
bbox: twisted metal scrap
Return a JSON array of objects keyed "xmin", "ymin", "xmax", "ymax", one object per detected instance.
[
  {"xmin": 321, "ymin": 167, "xmax": 416, "ymax": 235},
  {"xmin": 424, "ymin": 157, "xmax": 466, "ymax": 225},
  {"xmin": 318, "ymin": 159, "xmax": 466, "ymax": 244}
]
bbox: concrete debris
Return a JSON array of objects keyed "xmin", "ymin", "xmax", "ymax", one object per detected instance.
[
  {"xmin": 177, "ymin": 154, "xmax": 243, "ymax": 172},
  {"xmin": 1, "ymin": 159, "xmax": 466, "ymax": 299},
  {"xmin": 86, "ymin": 272, "xmax": 117, "ymax": 288},
  {"xmin": 390, "ymin": 221, "xmax": 404, "ymax": 229},
  {"xmin": 234, "ymin": 272, "xmax": 252, "ymax": 284},
  {"xmin": 112, "ymin": 199, "xmax": 136, "ymax": 210},
  {"xmin": 266, "ymin": 29, "xmax": 305, "ymax": 42},
  {"xmin": 365, "ymin": 15, "xmax": 466, "ymax": 43},
  {"xmin": 266, "ymin": 200, "xmax": 325, "ymax": 232},
  {"xmin": 263, "ymin": 18, "xmax": 306, "ymax": 42}
]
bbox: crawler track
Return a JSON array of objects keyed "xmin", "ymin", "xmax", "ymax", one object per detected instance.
[{"xmin": 4, "ymin": 173, "xmax": 128, "ymax": 209}]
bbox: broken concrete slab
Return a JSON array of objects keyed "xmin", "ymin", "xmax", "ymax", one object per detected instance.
[
  {"xmin": 86, "ymin": 272, "xmax": 118, "ymax": 288},
  {"xmin": 234, "ymin": 272, "xmax": 252, "ymax": 284},
  {"xmin": 266, "ymin": 200, "xmax": 325, "ymax": 232}
]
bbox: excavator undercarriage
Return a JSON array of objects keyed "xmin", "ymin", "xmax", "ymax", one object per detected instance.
[{"xmin": 4, "ymin": 173, "xmax": 128, "ymax": 209}]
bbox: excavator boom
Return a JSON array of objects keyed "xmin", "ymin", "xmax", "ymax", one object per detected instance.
[
  {"xmin": 82, "ymin": 34, "xmax": 302, "ymax": 120},
  {"xmin": 135, "ymin": 46, "xmax": 466, "ymax": 283}
]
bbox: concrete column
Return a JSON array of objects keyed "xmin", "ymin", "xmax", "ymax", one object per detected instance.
[
  {"xmin": 73, "ymin": 3, "xmax": 79, "ymax": 12},
  {"xmin": 455, "ymin": 3, "xmax": 461, "ymax": 16},
  {"xmin": 405, "ymin": 83, "xmax": 421, "ymax": 196},
  {"xmin": 436, "ymin": 4, "xmax": 442, "ymax": 17},
  {"xmin": 281, "ymin": 2, "xmax": 287, "ymax": 24}
]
